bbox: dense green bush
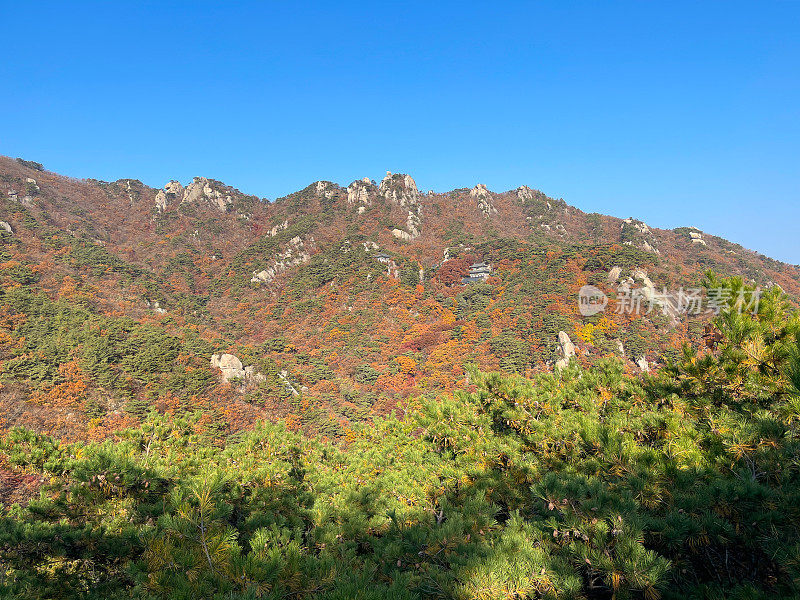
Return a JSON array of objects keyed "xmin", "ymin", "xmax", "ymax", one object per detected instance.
[
  {"xmin": 353, "ymin": 363, "xmax": 380, "ymax": 384},
  {"xmin": 2, "ymin": 262, "xmax": 40, "ymax": 284}
]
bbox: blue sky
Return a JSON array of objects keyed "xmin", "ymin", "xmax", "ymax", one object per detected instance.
[{"xmin": 1, "ymin": 1, "xmax": 798, "ymax": 263}]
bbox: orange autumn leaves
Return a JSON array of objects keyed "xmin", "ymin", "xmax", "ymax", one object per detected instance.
[
  {"xmin": 395, "ymin": 355, "xmax": 417, "ymax": 376},
  {"xmin": 32, "ymin": 359, "xmax": 88, "ymax": 409}
]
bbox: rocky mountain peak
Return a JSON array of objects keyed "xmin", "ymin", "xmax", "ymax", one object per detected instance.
[
  {"xmin": 621, "ymin": 217, "xmax": 659, "ymax": 254},
  {"xmin": 346, "ymin": 178, "xmax": 375, "ymax": 207},
  {"xmin": 314, "ymin": 181, "xmax": 336, "ymax": 199},
  {"xmin": 469, "ymin": 184, "xmax": 497, "ymax": 217},
  {"xmin": 516, "ymin": 186, "xmax": 535, "ymax": 201},
  {"xmin": 183, "ymin": 177, "xmax": 234, "ymax": 212},
  {"xmin": 154, "ymin": 177, "xmax": 236, "ymax": 213},
  {"xmin": 154, "ymin": 180, "xmax": 184, "ymax": 212},
  {"xmin": 379, "ymin": 172, "xmax": 420, "ymax": 208}
]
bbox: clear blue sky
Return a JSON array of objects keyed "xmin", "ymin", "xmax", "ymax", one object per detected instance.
[{"xmin": 1, "ymin": 1, "xmax": 798, "ymax": 263}]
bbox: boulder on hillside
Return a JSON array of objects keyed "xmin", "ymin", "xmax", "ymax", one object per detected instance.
[
  {"xmin": 555, "ymin": 331, "xmax": 576, "ymax": 370},
  {"xmin": 211, "ymin": 354, "xmax": 268, "ymax": 385},
  {"xmin": 392, "ymin": 228, "xmax": 415, "ymax": 242},
  {"xmin": 211, "ymin": 353, "xmax": 245, "ymax": 382},
  {"xmin": 689, "ymin": 230, "xmax": 707, "ymax": 245}
]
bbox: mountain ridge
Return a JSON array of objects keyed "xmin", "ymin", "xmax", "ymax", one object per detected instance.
[
  {"xmin": 1, "ymin": 154, "xmax": 798, "ymax": 441},
  {"xmin": 55, "ymin": 168, "xmax": 781, "ymax": 260},
  {"xmin": 6, "ymin": 155, "xmax": 792, "ymax": 270}
]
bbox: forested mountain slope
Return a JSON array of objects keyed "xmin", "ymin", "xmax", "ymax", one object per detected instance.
[
  {"xmin": 1, "ymin": 155, "xmax": 798, "ymax": 440},
  {"xmin": 1, "ymin": 275, "xmax": 800, "ymax": 599}
]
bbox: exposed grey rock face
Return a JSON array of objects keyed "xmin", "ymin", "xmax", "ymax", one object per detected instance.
[
  {"xmin": 268, "ymin": 220, "xmax": 289, "ymax": 237},
  {"xmin": 622, "ymin": 217, "xmax": 650, "ymax": 235},
  {"xmin": 631, "ymin": 270, "xmax": 678, "ymax": 324},
  {"xmin": 211, "ymin": 354, "xmax": 267, "ymax": 384},
  {"xmin": 154, "ymin": 180, "xmax": 184, "ymax": 212},
  {"xmin": 636, "ymin": 356, "xmax": 650, "ymax": 372},
  {"xmin": 555, "ymin": 331, "xmax": 576, "ymax": 370},
  {"xmin": 766, "ymin": 281, "xmax": 785, "ymax": 293},
  {"xmin": 278, "ymin": 370, "xmax": 300, "ymax": 396},
  {"xmin": 622, "ymin": 217, "xmax": 660, "ymax": 254},
  {"xmin": 391, "ymin": 228, "xmax": 414, "ymax": 241},
  {"xmin": 146, "ymin": 300, "xmax": 166, "ymax": 314},
  {"xmin": 559, "ymin": 331, "xmax": 576, "ymax": 357},
  {"xmin": 244, "ymin": 366, "xmax": 266, "ymax": 383},
  {"xmin": 632, "ymin": 270, "xmax": 671, "ymax": 319},
  {"xmin": 642, "ymin": 240, "xmax": 660, "ymax": 254},
  {"xmin": 516, "ymin": 185, "xmax": 535, "ymax": 201},
  {"xmin": 470, "ymin": 184, "xmax": 498, "ymax": 217},
  {"xmin": 633, "ymin": 269, "xmax": 655, "ymax": 290},
  {"xmin": 347, "ymin": 178, "xmax": 373, "ymax": 207},
  {"xmin": 154, "ymin": 192, "xmax": 166, "ymax": 212},
  {"xmin": 164, "ymin": 180, "xmax": 184, "ymax": 194},
  {"xmin": 470, "ymin": 183, "xmax": 489, "ymax": 198},
  {"xmin": 688, "ymin": 229, "xmax": 707, "ymax": 245},
  {"xmin": 623, "ymin": 269, "xmax": 680, "ymax": 327},
  {"xmin": 608, "ymin": 266, "xmax": 622, "ymax": 284},
  {"xmin": 182, "ymin": 177, "xmax": 234, "ymax": 212},
  {"xmin": 251, "ymin": 236, "xmax": 311, "ymax": 284},
  {"xmin": 0, "ymin": 221, "xmax": 12, "ymax": 234},
  {"xmin": 379, "ymin": 172, "xmax": 420, "ymax": 207},
  {"xmin": 405, "ymin": 210, "xmax": 422, "ymax": 239},
  {"xmin": 314, "ymin": 181, "xmax": 335, "ymax": 199},
  {"xmin": 25, "ymin": 177, "xmax": 40, "ymax": 193},
  {"xmin": 211, "ymin": 353, "xmax": 245, "ymax": 382},
  {"xmin": 379, "ymin": 172, "xmax": 423, "ymax": 238}
]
